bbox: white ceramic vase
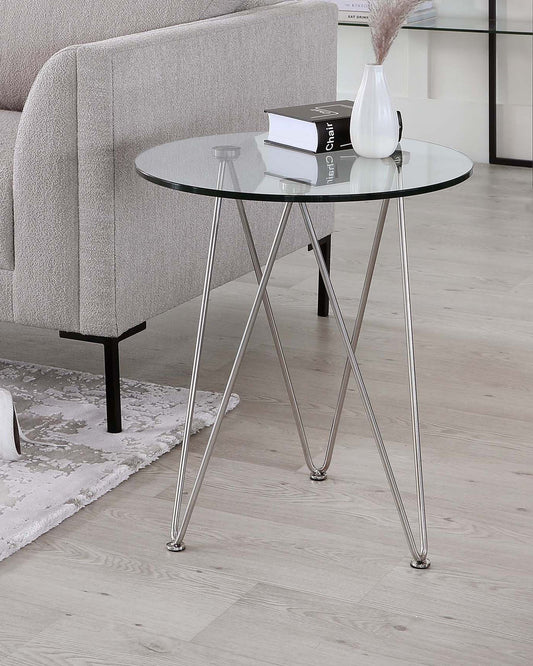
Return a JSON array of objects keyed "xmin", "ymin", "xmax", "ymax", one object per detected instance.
[{"xmin": 350, "ymin": 64, "xmax": 399, "ymax": 159}]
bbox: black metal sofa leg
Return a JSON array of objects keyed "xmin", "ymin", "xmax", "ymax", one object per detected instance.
[
  {"xmin": 58, "ymin": 234, "xmax": 330, "ymax": 431},
  {"xmin": 309, "ymin": 234, "xmax": 331, "ymax": 317},
  {"xmin": 103, "ymin": 339, "xmax": 121, "ymax": 433},
  {"xmin": 59, "ymin": 322, "xmax": 147, "ymax": 433}
]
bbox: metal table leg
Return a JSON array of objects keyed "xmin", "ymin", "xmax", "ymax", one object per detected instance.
[
  {"xmin": 167, "ymin": 160, "xmax": 227, "ymax": 552},
  {"xmin": 167, "ymin": 176, "xmax": 429, "ymax": 568},
  {"xmin": 320, "ymin": 198, "xmax": 390, "ymax": 476},
  {"xmin": 397, "ymin": 194, "xmax": 428, "ymax": 567},
  {"xmin": 167, "ymin": 201, "xmax": 293, "ymax": 551},
  {"xmin": 300, "ymin": 202, "xmax": 429, "ymax": 569},
  {"xmin": 234, "ymin": 196, "xmax": 333, "ymax": 481},
  {"xmin": 226, "ymin": 158, "xmax": 332, "ymax": 481}
]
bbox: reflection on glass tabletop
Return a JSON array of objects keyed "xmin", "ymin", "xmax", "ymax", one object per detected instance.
[{"xmin": 135, "ymin": 132, "xmax": 473, "ymax": 203}]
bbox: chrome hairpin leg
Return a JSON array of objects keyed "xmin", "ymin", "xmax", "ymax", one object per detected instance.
[
  {"xmin": 167, "ymin": 201, "xmax": 293, "ymax": 551},
  {"xmin": 299, "ymin": 202, "xmax": 429, "ymax": 569},
  {"xmin": 397, "ymin": 193, "xmax": 428, "ymax": 567},
  {"xmin": 225, "ymin": 157, "xmax": 326, "ymax": 480},
  {"xmin": 321, "ymin": 198, "xmax": 390, "ymax": 475},
  {"xmin": 167, "ymin": 160, "xmax": 227, "ymax": 552},
  {"xmin": 232, "ymin": 196, "xmax": 328, "ymax": 480}
]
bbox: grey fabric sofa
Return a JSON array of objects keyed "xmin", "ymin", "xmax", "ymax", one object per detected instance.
[{"xmin": 0, "ymin": 0, "xmax": 338, "ymax": 431}]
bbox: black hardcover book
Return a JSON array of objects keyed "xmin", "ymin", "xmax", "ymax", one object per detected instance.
[
  {"xmin": 264, "ymin": 143, "xmax": 357, "ymax": 186},
  {"xmin": 265, "ymin": 100, "xmax": 353, "ymax": 153}
]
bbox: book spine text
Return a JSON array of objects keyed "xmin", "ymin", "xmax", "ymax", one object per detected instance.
[{"xmin": 316, "ymin": 117, "xmax": 352, "ymax": 152}]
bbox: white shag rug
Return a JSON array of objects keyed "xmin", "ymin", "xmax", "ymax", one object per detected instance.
[{"xmin": 0, "ymin": 358, "xmax": 238, "ymax": 562}]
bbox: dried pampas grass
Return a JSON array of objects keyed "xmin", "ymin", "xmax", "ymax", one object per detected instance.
[{"xmin": 369, "ymin": 0, "xmax": 424, "ymax": 64}]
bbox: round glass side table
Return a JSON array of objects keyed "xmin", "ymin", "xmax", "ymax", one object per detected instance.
[{"xmin": 136, "ymin": 133, "xmax": 473, "ymax": 569}]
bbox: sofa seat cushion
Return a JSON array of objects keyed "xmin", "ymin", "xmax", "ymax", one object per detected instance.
[
  {"xmin": 0, "ymin": 0, "xmax": 282, "ymax": 111},
  {"xmin": 0, "ymin": 111, "xmax": 20, "ymax": 270}
]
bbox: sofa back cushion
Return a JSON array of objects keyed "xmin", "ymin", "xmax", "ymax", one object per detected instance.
[{"xmin": 0, "ymin": 0, "xmax": 282, "ymax": 111}]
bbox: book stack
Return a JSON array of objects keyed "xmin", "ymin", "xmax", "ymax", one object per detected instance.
[{"xmin": 331, "ymin": 1, "xmax": 437, "ymax": 25}]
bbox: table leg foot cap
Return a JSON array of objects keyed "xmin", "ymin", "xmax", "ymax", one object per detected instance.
[
  {"xmin": 310, "ymin": 470, "xmax": 327, "ymax": 481},
  {"xmin": 410, "ymin": 558, "xmax": 430, "ymax": 569},
  {"xmin": 166, "ymin": 541, "xmax": 186, "ymax": 552}
]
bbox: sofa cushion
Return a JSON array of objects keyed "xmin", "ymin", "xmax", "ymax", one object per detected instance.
[
  {"xmin": 0, "ymin": 111, "xmax": 20, "ymax": 270},
  {"xmin": 0, "ymin": 1, "xmax": 282, "ymax": 111}
]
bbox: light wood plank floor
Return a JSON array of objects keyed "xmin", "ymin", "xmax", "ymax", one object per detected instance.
[{"xmin": 1, "ymin": 163, "xmax": 532, "ymax": 665}]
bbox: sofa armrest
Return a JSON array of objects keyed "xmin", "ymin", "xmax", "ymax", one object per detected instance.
[
  {"xmin": 13, "ymin": 0, "xmax": 338, "ymax": 336},
  {"xmin": 13, "ymin": 45, "xmax": 80, "ymax": 331}
]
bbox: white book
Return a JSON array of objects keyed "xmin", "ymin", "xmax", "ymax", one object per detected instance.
[
  {"xmin": 339, "ymin": 5, "xmax": 436, "ymax": 25},
  {"xmin": 338, "ymin": 10, "xmax": 370, "ymax": 24},
  {"xmin": 328, "ymin": 1, "xmax": 370, "ymax": 11},
  {"xmin": 331, "ymin": 0, "xmax": 433, "ymax": 11},
  {"xmin": 265, "ymin": 100, "xmax": 353, "ymax": 153}
]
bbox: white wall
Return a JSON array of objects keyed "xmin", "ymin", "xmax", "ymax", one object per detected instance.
[{"xmin": 337, "ymin": 0, "xmax": 532, "ymax": 163}]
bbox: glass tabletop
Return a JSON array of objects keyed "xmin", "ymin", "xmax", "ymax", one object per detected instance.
[{"xmin": 135, "ymin": 133, "xmax": 473, "ymax": 203}]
